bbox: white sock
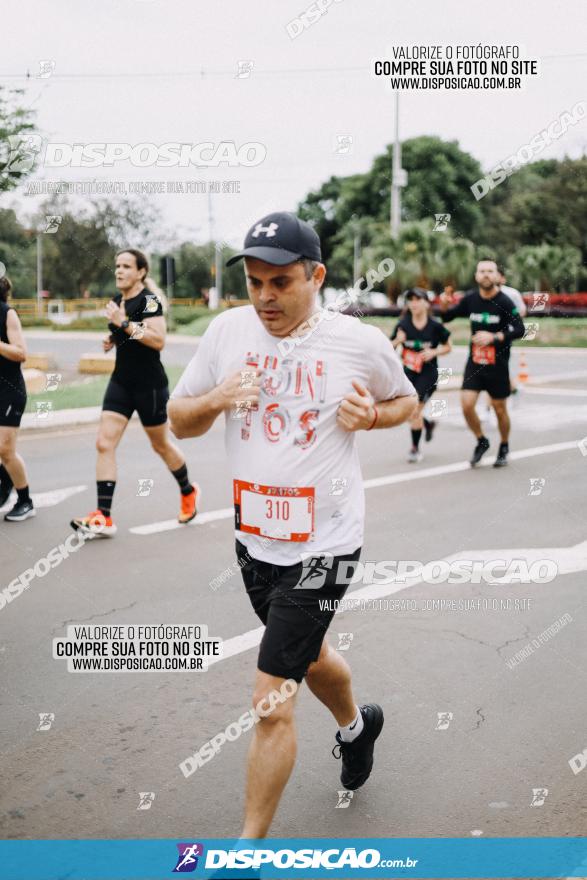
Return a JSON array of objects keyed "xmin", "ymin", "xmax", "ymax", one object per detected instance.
[{"xmin": 339, "ymin": 707, "xmax": 364, "ymax": 742}]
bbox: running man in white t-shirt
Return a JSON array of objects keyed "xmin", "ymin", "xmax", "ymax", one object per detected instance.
[{"xmin": 169, "ymin": 212, "xmax": 417, "ymax": 839}]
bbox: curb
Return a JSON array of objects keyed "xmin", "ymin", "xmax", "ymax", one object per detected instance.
[
  {"xmin": 24, "ymin": 330, "xmax": 202, "ymax": 345},
  {"xmin": 21, "ymin": 406, "xmax": 103, "ymax": 431},
  {"xmin": 20, "ymin": 378, "xmax": 465, "ymax": 431}
]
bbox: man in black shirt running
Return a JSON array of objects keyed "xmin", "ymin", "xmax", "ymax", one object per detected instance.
[{"xmin": 440, "ymin": 259, "xmax": 525, "ymax": 468}]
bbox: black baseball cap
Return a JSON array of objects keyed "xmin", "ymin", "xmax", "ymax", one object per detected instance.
[
  {"xmin": 405, "ymin": 288, "xmax": 429, "ymax": 300},
  {"xmin": 226, "ymin": 211, "xmax": 322, "ymax": 267}
]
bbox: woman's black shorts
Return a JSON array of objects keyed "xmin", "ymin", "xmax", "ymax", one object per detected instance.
[{"xmin": 102, "ymin": 378, "xmax": 169, "ymax": 427}]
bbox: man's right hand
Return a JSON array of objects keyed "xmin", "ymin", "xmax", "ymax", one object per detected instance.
[
  {"xmin": 213, "ymin": 369, "xmax": 263, "ymax": 412},
  {"xmin": 102, "ymin": 335, "xmax": 114, "ymax": 352}
]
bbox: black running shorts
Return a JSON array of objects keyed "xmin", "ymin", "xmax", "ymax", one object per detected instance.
[
  {"xmin": 406, "ymin": 371, "xmax": 437, "ymax": 404},
  {"xmin": 0, "ymin": 391, "xmax": 27, "ymax": 427},
  {"xmin": 236, "ymin": 539, "xmax": 361, "ymax": 682},
  {"xmin": 102, "ymin": 378, "xmax": 169, "ymax": 427},
  {"xmin": 462, "ymin": 358, "xmax": 511, "ymax": 400}
]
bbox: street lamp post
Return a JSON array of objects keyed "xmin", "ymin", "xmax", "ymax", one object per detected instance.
[
  {"xmin": 36, "ymin": 232, "xmax": 43, "ymax": 318},
  {"xmin": 390, "ymin": 92, "xmax": 407, "ymax": 238},
  {"xmin": 215, "ymin": 242, "xmax": 223, "ymax": 302}
]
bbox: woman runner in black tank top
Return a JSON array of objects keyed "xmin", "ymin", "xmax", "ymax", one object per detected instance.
[{"xmin": 0, "ymin": 276, "xmax": 35, "ymax": 521}]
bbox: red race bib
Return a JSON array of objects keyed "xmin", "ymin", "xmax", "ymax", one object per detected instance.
[
  {"xmin": 402, "ymin": 348, "xmax": 424, "ymax": 373},
  {"xmin": 472, "ymin": 343, "xmax": 496, "ymax": 365},
  {"xmin": 234, "ymin": 480, "xmax": 315, "ymax": 542}
]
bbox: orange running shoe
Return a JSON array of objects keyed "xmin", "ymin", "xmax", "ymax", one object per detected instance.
[
  {"xmin": 178, "ymin": 483, "xmax": 200, "ymax": 524},
  {"xmin": 70, "ymin": 509, "xmax": 116, "ymax": 538}
]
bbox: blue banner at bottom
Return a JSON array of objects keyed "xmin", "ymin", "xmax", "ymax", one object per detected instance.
[{"xmin": 1, "ymin": 837, "xmax": 586, "ymax": 879}]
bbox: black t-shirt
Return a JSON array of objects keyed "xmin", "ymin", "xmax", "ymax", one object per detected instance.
[
  {"xmin": 0, "ymin": 302, "xmax": 25, "ymax": 396},
  {"xmin": 441, "ymin": 289, "xmax": 525, "ymax": 365},
  {"xmin": 108, "ymin": 289, "xmax": 168, "ymax": 390},
  {"xmin": 391, "ymin": 314, "xmax": 450, "ymax": 378}
]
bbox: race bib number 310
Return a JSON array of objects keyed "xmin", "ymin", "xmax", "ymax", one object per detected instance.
[{"xmin": 234, "ymin": 479, "xmax": 315, "ymax": 542}]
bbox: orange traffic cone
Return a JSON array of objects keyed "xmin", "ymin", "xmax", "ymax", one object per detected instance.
[{"xmin": 517, "ymin": 354, "xmax": 529, "ymax": 384}]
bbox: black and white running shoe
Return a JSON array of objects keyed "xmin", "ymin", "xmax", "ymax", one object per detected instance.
[
  {"xmin": 4, "ymin": 498, "xmax": 35, "ymax": 522},
  {"xmin": 332, "ymin": 703, "xmax": 384, "ymax": 791}
]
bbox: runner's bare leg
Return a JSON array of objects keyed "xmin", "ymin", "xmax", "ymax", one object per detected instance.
[
  {"xmin": 490, "ymin": 398, "xmax": 510, "ymax": 443},
  {"xmin": 305, "ymin": 638, "xmax": 358, "ymax": 726},
  {"xmin": 461, "ymin": 390, "xmax": 483, "ymax": 438},
  {"xmin": 241, "ymin": 670, "xmax": 298, "ymax": 839}
]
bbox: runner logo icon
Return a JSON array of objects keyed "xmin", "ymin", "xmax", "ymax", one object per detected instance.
[
  {"xmin": 173, "ymin": 843, "xmax": 204, "ymax": 872},
  {"xmin": 137, "ymin": 792, "xmax": 155, "ymax": 810},
  {"xmin": 295, "ymin": 553, "xmax": 334, "ymax": 589},
  {"xmin": 530, "ymin": 787, "xmax": 549, "ymax": 806},
  {"xmin": 336, "ymin": 790, "xmax": 354, "ymax": 808},
  {"xmin": 37, "ymin": 713, "xmax": 55, "ymax": 731},
  {"xmin": 337, "ymin": 632, "xmax": 354, "ymax": 651}
]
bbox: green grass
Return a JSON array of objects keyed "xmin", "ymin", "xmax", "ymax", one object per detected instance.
[
  {"xmin": 20, "ymin": 314, "xmax": 587, "ymax": 349},
  {"xmin": 20, "ymin": 307, "xmax": 223, "ymax": 334},
  {"xmin": 360, "ymin": 316, "xmax": 587, "ymax": 347},
  {"xmin": 26, "ymin": 365, "xmax": 185, "ymax": 412},
  {"xmin": 179, "ymin": 314, "xmax": 218, "ymax": 336},
  {"xmin": 20, "ymin": 313, "xmax": 587, "ymax": 413}
]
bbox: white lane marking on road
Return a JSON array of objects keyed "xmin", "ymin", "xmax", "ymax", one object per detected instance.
[
  {"xmin": 522, "ymin": 387, "xmax": 587, "ymax": 397},
  {"xmin": 130, "ymin": 507, "xmax": 234, "ymax": 535},
  {"xmin": 526, "ymin": 369, "xmax": 587, "ymax": 384},
  {"xmin": 0, "ymin": 484, "xmax": 87, "ymax": 511},
  {"xmin": 207, "ymin": 539, "xmax": 587, "ymax": 668},
  {"xmin": 362, "ymin": 440, "xmax": 577, "ymax": 489},
  {"xmin": 445, "ymin": 405, "xmax": 586, "ymax": 433},
  {"xmin": 129, "ymin": 440, "xmax": 579, "ymax": 535}
]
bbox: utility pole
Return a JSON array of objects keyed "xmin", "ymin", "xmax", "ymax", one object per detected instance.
[
  {"xmin": 36, "ymin": 232, "xmax": 43, "ymax": 317},
  {"xmin": 390, "ymin": 92, "xmax": 407, "ymax": 238},
  {"xmin": 208, "ymin": 190, "xmax": 221, "ymax": 308},
  {"xmin": 353, "ymin": 225, "xmax": 361, "ymax": 283},
  {"xmin": 208, "ymin": 189, "xmax": 214, "ymax": 250},
  {"xmin": 215, "ymin": 242, "xmax": 223, "ymax": 302}
]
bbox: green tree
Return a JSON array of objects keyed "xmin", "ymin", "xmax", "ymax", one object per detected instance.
[
  {"xmin": 299, "ymin": 136, "xmax": 485, "ymax": 269},
  {"xmin": 0, "ymin": 208, "xmax": 36, "ymax": 295},
  {"xmin": 33, "ymin": 197, "xmax": 114, "ymax": 296},
  {"xmin": 92, "ymin": 197, "xmax": 162, "ymax": 253},
  {"xmin": 172, "ymin": 242, "xmax": 212, "ymax": 298},
  {"xmin": 510, "ymin": 244, "xmax": 582, "ymax": 291},
  {"xmin": 331, "ymin": 219, "xmax": 477, "ymax": 297},
  {"xmin": 168, "ymin": 242, "xmax": 247, "ymax": 300},
  {"xmin": 0, "ymin": 87, "xmax": 38, "ymax": 194},
  {"xmin": 482, "ymin": 158, "xmax": 587, "ymax": 288}
]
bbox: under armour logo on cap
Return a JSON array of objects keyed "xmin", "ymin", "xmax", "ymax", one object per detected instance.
[
  {"xmin": 226, "ymin": 211, "xmax": 322, "ymax": 267},
  {"xmin": 251, "ymin": 222, "xmax": 279, "ymax": 239}
]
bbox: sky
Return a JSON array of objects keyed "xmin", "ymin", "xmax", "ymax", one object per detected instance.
[{"xmin": 1, "ymin": 0, "xmax": 586, "ymax": 250}]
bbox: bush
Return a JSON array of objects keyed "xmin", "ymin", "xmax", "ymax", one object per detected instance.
[
  {"xmin": 170, "ymin": 305, "xmax": 212, "ymax": 325},
  {"xmin": 54, "ymin": 317, "xmax": 107, "ymax": 331},
  {"xmin": 19, "ymin": 315, "xmax": 53, "ymax": 328}
]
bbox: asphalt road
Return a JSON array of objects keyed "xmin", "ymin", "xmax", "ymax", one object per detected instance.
[
  {"xmin": 0, "ymin": 365, "xmax": 586, "ymax": 843},
  {"xmin": 23, "ymin": 328, "xmax": 587, "ymax": 384}
]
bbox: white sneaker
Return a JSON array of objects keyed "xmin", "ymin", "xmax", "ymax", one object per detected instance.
[{"xmin": 407, "ymin": 449, "xmax": 423, "ymax": 463}]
